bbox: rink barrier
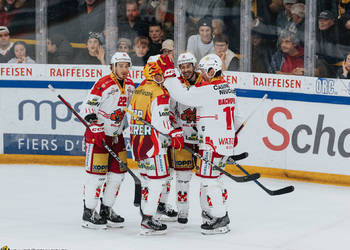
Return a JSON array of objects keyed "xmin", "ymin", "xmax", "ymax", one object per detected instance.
[{"xmin": 1, "ymin": 154, "xmax": 350, "ymax": 187}]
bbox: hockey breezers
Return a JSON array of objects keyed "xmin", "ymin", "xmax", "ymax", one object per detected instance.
[
  {"xmin": 48, "ymin": 84, "xmax": 141, "ymax": 207},
  {"xmin": 124, "ymin": 108, "xmax": 260, "ymax": 183}
]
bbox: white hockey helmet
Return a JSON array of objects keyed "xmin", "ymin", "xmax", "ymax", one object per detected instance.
[
  {"xmin": 198, "ymin": 54, "xmax": 222, "ymax": 76},
  {"xmin": 110, "ymin": 52, "xmax": 132, "ymax": 67},
  {"xmin": 177, "ymin": 52, "xmax": 197, "ymax": 67}
]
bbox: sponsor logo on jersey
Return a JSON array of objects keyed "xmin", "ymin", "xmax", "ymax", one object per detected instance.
[
  {"xmin": 213, "ymin": 83, "xmax": 229, "ymax": 90},
  {"xmin": 181, "ymin": 108, "xmax": 196, "ymax": 123},
  {"xmin": 175, "ymin": 160, "xmax": 193, "ymax": 166},
  {"xmin": 107, "ymin": 88, "xmax": 119, "ymax": 96},
  {"xmin": 159, "ymin": 108, "xmax": 170, "ymax": 117},
  {"xmin": 219, "ymin": 88, "xmax": 235, "ymax": 95},
  {"xmin": 218, "ymin": 137, "xmax": 235, "ymax": 145},
  {"xmin": 134, "ymin": 89, "xmax": 152, "ymax": 96},
  {"xmin": 87, "ymin": 98, "xmax": 100, "ymax": 106},
  {"xmin": 92, "ymin": 164, "xmax": 108, "ymax": 173},
  {"xmin": 110, "ymin": 109, "xmax": 125, "ymax": 123}
]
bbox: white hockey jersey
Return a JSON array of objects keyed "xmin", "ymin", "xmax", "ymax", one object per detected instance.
[
  {"xmin": 169, "ymin": 75, "xmax": 202, "ymax": 144},
  {"xmin": 80, "ymin": 73, "xmax": 135, "ymax": 137},
  {"xmin": 164, "ymin": 76, "xmax": 243, "ymax": 156}
]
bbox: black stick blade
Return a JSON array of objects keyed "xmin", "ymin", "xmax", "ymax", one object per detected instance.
[
  {"xmin": 134, "ymin": 183, "xmax": 142, "ymax": 207},
  {"xmin": 230, "ymin": 152, "xmax": 249, "ymax": 161},
  {"xmin": 235, "ymin": 173, "xmax": 260, "ymax": 182},
  {"xmin": 269, "ymin": 185, "xmax": 295, "ymax": 196}
]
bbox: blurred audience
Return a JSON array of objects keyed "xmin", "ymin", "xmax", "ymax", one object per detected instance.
[
  {"xmin": 269, "ymin": 30, "xmax": 304, "ymax": 75},
  {"xmin": 251, "ymin": 27, "xmax": 275, "ymax": 73},
  {"xmin": 129, "ymin": 36, "xmax": 149, "ymax": 66},
  {"xmin": 187, "ymin": 17, "xmax": 215, "ymax": 62},
  {"xmin": 337, "ymin": 52, "xmax": 350, "ymax": 79},
  {"xmin": 117, "ymin": 38, "xmax": 132, "ymax": 53},
  {"xmin": 0, "ymin": 26, "xmax": 14, "ymax": 63},
  {"xmin": 161, "ymin": 39, "xmax": 174, "ymax": 59},
  {"xmin": 119, "ymin": 0, "xmax": 149, "ymax": 46},
  {"xmin": 155, "ymin": 0, "xmax": 174, "ymax": 40},
  {"xmin": 276, "ymin": 0, "xmax": 295, "ymax": 35},
  {"xmin": 212, "ymin": 18, "xmax": 225, "ymax": 37},
  {"xmin": 0, "ymin": 0, "xmax": 26, "ymax": 27},
  {"xmin": 287, "ymin": 3, "xmax": 305, "ymax": 45},
  {"xmin": 75, "ymin": 32, "xmax": 105, "ymax": 65},
  {"xmin": 213, "ymin": 33, "xmax": 239, "ymax": 71},
  {"xmin": 47, "ymin": 34, "xmax": 74, "ymax": 64},
  {"xmin": 8, "ymin": 40, "xmax": 35, "ymax": 63},
  {"xmin": 148, "ymin": 21, "xmax": 164, "ymax": 56}
]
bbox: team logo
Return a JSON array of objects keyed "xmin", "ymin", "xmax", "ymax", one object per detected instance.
[
  {"xmin": 181, "ymin": 108, "xmax": 196, "ymax": 123},
  {"xmin": 110, "ymin": 109, "xmax": 125, "ymax": 123}
]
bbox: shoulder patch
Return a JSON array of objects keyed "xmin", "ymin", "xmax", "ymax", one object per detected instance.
[{"xmin": 157, "ymin": 94, "xmax": 170, "ymax": 105}]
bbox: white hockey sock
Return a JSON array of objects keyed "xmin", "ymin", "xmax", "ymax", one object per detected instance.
[
  {"xmin": 176, "ymin": 170, "xmax": 192, "ymax": 215},
  {"xmin": 201, "ymin": 179, "xmax": 226, "ymax": 218},
  {"xmin": 101, "ymin": 172, "xmax": 125, "ymax": 207},
  {"xmin": 142, "ymin": 178, "xmax": 164, "ymax": 216},
  {"xmin": 84, "ymin": 173, "xmax": 106, "ymax": 210},
  {"xmin": 158, "ymin": 169, "xmax": 173, "ymax": 204}
]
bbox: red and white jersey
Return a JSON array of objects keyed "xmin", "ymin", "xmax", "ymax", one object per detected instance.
[
  {"xmin": 164, "ymin": 76, "xmax": 243, "ymax": 156},
  {"xmin": 80, "ymin": 73, "xmax": 135, "ymax": 136},
  {"xmin": 169, "ymin": 74, "xmax": 202, "ymax": 144}
]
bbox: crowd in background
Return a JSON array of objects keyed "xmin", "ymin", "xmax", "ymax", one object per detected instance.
[{"xmin": 1, "ymin": 0, "xmax": 350, "ymax": 79}]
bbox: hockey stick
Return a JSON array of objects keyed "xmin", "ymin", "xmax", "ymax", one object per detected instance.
[
  {"xmin": 235, "ymin": 93, "xmax": 268, "ymax": 135},
  {"xmin": 124, "ymin": 108, "xmax": 260, "ymax": 183},
  {"xmin": 48, "ymin": 84, "xmax": 142, "ymax": 207},
  {"xmin": 228, "ymin": 93, "xmax": 294, "ymax": 195}
]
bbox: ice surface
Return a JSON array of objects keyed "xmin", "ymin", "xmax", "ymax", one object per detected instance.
[{"xmin": 0, "ymin": 164, "xmax": 349, "ymax": 250}]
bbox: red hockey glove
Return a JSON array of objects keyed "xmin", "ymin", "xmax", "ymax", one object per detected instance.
[
  {"xmin": 169, "ymin": 128, "xmax": 184, "ymax": 150},
  {"xmin": 157, "ymin": 54, "xmax": 176, "ymax": 79},
  {"xmin": 84, "ymin": 123, "xmax": 106, "ymax": 148}
]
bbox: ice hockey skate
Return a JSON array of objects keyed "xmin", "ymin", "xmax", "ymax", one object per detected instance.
[
  {"xmin": 177, "ymin": 210, "xmax": 188, "ymax": 224},
  {"xmin": 140, "ymin": 215, "xmax": 167, "ymax": 235},
  {"xmin": 82, "ymin": 202, "xmax": 107, "ymax": 229},
  {"xmin": 201, "ymin": 212, "xmax": 230, "ymax": 235},
  {"xmin": 100, "ymin": 202, "xmax": 124, "ymax": 228},
  {"xmin": 155, "ymin": 202, "xmax": 178, "ymax": 222}
]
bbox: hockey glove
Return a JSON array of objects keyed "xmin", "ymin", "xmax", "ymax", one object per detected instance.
[
  {"xmin": 84, "ymin": 113, "xmax": 98, "ymax": 124},
  {"xmin": 84, "ymin": 123, "xmax": 106, "ymax": 148},
  {"xmin": 158, "ymin": 54, "xmax": 176, "ymax": 79},
  {"xmin": 169, "ymin": 128, "xmax": 184, "ymax": 150}
]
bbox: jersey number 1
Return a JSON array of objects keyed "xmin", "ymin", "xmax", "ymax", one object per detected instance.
[{"xmin": 223, "ymin": 106, "xmax": 235, "ymax": 130}]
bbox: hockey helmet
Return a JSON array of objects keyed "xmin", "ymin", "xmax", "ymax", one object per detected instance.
[
  {"xmin": 198, "ymin": 54, "xmax": 222, "ymax": 76},
  {"xmin": 143, "ymin": 55, "xmax": 163, "ymax": 80},
  {"xmin": 110, "ymin": 52, "xmax": 132, "ymax": 67},
  {"xmin": 177, "ymin": 52, "xmax": 197, "ymax": 67}
]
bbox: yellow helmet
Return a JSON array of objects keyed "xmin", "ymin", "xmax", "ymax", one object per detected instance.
[{"xmin": 143, "ymin": 55, "xmax": 163, "ymax": 80}]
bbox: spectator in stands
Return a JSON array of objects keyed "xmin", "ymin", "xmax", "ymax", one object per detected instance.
[
  {"xmin": 212, "ymin": 18, "xmax": 225, "ymax": 37},
  {"xmin": 287, "ymin": 3, "xmax": 305, "ymax": 45},
  {"xmin": 0, "ymin": 0, "xmax": 26, "ymax": 27},
  {"xmin": 117, "ymin": 38, "xmax": 131, "ymax": 53},
  {"xmin": 0, "ymin": 26, "xmax": 14, "ymax": 63},
  {"xmin": 4, "ymin": 0, "xmax": 35, "ymax": 36},
  {"xmin": 161, "ymin": 39, "xmax": 174, "ymax": 60},
  {"xmin": 185, "ymin": 0, "xmax": 224, "ymax": 35},
  {"xmin": 186, "ymin": 17, "xmax": 215, "ymax": 62},
  {"xmin": 129, "ymin": 36, "xmax": 149, "ymax": 66},
  {"xmin": 72, "ymin": 0, "xmax": 105, "ymax": 43},
  {"xmin": 47, "ymin": 34, "xmax": 74, "ymax": 64},
  {"xmin": 316, "ymin": 10, "xmax": 343, "ymax": 77},
  {"xmin": 154, "ymin": 0, "xmax": 174, "ymax": 40},
  {"xmin": 75, "ymin": 32, "xmax": 106, "ymax": 65},
  {"xmin": 213, "ymin": 34, "xmax": 239, "ymax": 71},
  {"xmin": 119, "ymin": 0, "xmax": 149, "ymax": 46},
  {"xmin": 8, "ymin": 40, "xmax": 35, "ymax": 64},
  {"xmin": 269, "ymin": 30, "xmax": 304, "ymax": 75},
  {"xmin": 148, "ymin": 21, "xmax": 164, "ymax": 56},
  {"xmin": 276, "ymin": 0, "xmax": 296, "ymax": 35},
  {"xmin": 251, "ymin": 26, "xmax": 274, "ymax": 73},
  {"xmin": 317, "ymin": 0, "xmax": 338, "ymax": 18},
  {"xmin": 337, "ymin": 52, "xmax": 350, "ymax": 79}
]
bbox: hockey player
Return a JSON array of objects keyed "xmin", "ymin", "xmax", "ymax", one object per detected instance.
[
  {"xmin": 80, "ymin": 52, "xmax": 135, "ymax": 229},
  {"xmin": 127, "ymin": 55, "xmax": 185, "ymax": 235},
  {"xmin": 168, "ymin": 52, "xmax": 202, "ymax": 224},
  {"xmin": 161, "ymin": 53, "xmax": 243, "ymax": 234}
]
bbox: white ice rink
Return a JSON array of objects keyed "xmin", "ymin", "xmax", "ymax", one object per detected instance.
[{"xmin": 0, "ymin": 164, "xmax": 349, "ymax": 250}]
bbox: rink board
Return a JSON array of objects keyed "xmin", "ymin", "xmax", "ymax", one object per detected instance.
[{"xmin": 1, "ymin": 63, "xmax": 350, "ymax": 184}]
